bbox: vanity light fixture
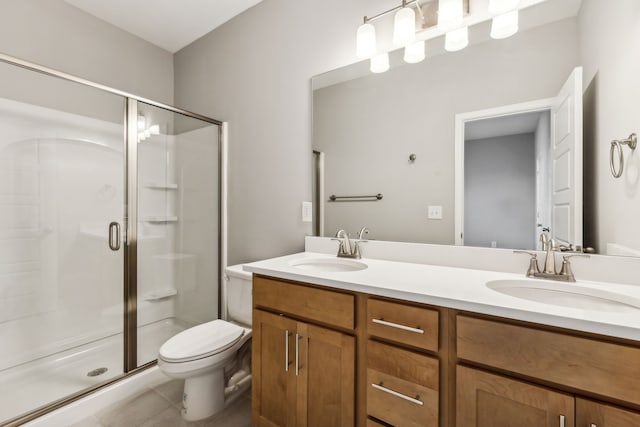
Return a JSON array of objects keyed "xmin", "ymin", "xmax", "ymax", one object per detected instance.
[
  {"xmin": 445, "ymin": 26, "xmax": 469, "ymax": 52},
  {"xmin": 488, "ymin": 0, "xmax": 520, "ymax": 15},
  {"xmin": 357, "ymin": 0, "xmax": 521, "ymax": 72},
  {"xmin": 370, "ymin": 52, "xmax": 390, "ymax": 73},
  {"xmin": 437, "ymin": 0, "xmax": 464, "ymax": 32},
  {"xmin": 393, "ymin": 6, "xmax": 416, "ymax": 46},
  {"xmin": 356, "ymin": 22, "xmax": 377, "ymax": 59},
  {"xmin": 490, "ymin": 9, "xmax": 519, "ymax": 39},
  {"xmin": 489, "ymin": 0, "xmax": 520, "ymax": 39},
  {"xmin": 404, "ymin": 40, "xmax": 426, "ymax": 63},
  {"xmin": 356, "ymin": 0, "xmax": 427, "ymax": 70}
]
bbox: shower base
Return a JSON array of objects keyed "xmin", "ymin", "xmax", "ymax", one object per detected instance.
[{"xmin": 0, "ymin": 318, "xmax": 186, "ymax": 424}]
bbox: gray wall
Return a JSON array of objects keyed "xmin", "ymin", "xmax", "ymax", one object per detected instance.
[
  {"xmin": 313, "ymin": 18, "xmax": 577, "ymax": 245},
  {"xmin": 579, "ymin": 0, "xmax": 640, "ymax": 255},
  {"xmin": 465, "ymin": 133, "xmax": 536, "ymax": 249},
  {"xmin": 173, "ymin": 0, "xmax": 396, "ymax": 264},
  {"xmin": 0, "ymin": 0, "xmax": 174, "ymax": 104}
]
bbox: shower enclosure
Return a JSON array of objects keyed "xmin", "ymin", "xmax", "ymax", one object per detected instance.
[{"xmin": 0, "ymin": 54, "xmax": 224, "ymax": 425}]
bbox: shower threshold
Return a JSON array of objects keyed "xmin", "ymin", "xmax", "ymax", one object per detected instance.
[{"xmin": 0, "ymin": 318, "xmax": 186, "ymax": 424}]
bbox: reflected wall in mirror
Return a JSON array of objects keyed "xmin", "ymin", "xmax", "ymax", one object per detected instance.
[{"xmin": 312, "ymin": 0, "xmax": 640, "ymax": 257}]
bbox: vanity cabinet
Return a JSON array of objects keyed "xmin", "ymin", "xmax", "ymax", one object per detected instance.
[
  {"xmin": 252, "ymin": 273, "xmax": 640, "ymax": 427},
  {"xmin": 456, "ymin": 314, "xmax": 640, "ymax": 427},
  {"xmin": 456, "ymin": 365, "xmax": 574, "ymax": 427},
  {"xmin": 576, "ymin": 399, "xmax": 640, "ymax": 427},
  {"xmin": 366, "ymin": 298, "xmax": 441, "ymax": 427},
  {"xmin": 252, "ymin": 276, "xmax": 356, "ymax": 427}
]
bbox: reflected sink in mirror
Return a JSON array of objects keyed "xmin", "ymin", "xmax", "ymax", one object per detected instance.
[
  {"xmin": 486, "ymin": 280, "xmax": 640, "ymax": 313},
  {"xmin": 289, "ymin": 258, "xmax": 368, "ymax": 273}
]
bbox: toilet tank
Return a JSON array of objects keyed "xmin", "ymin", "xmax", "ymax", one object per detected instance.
[{"xmin": 225, "ymin": 264, "xmax": 253, "ymax": 326}]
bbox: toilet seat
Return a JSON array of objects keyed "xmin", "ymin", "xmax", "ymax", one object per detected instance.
[{"xmin": 159, "ymin": 319, "xmax": 245, "ymax": 363}]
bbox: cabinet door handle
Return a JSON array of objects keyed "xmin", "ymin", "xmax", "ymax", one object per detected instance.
[
  {"xmin": 589, "ymin": 424, "xmax": 597, "ymax": 427},
  {"xmin": 284, "ymin": 330, "xmax": 291, "ymax": 372},
  {"xmin": 559, "ymin": 415, "xmax": 565, "ymax": 427},
  {"xmin": 372, "ymin": 318, "xmax": 424, "ymax": 334},
  {"xmin": 108, "ymin": 222, "xmax": 120, "ymax": 251},
  {"xmin": 295, "ymin": 334, "xmax": 302, "ymax": 376},
  {"xmin": 371, "ymin": 383, "xmax": 423, "ymax": 406}
]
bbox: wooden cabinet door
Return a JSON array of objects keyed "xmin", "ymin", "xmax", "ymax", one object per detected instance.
[
  {"xmin": 456, "ymin": 366, "xmax": 574, "ymax": 427},
  {"xmin": 577, "ymin": 398, "xmax": 640, "ymax": 427},
  {"xmin": 297, "ymin": 321, "xmax": 355, "ymax": 427},
  {"xmin": 253, "ymin": 310, "xmax": 299, "ymax": 427}
]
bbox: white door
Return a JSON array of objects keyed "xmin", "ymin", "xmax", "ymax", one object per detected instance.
[{"xmin": 550, "ymin": 67, "xmax": 583, "ymax": 248}]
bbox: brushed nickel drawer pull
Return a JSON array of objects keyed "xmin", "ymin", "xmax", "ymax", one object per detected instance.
[
  {"xmin": 295, "ymin": 333, "xmax": 302, "ymax": 376},
  {"xmin": 371, "ymin": 383, "xmax": 423, "ymax": 406},
  {"xmin": 559, "ymin": 415, "xmax": 565, "ymax": 427},
  {"xmin": 372, "ymin": 318, "xmax": 424, "ymax": 334},
  {"xmin": 284, "ymin": 330, "xmax": 291, "ymax": 372}
]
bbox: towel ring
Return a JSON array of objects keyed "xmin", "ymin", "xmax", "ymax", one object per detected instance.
[{"xmin": 610, "ymin": 133, "xmax": 637, "ymax": 178}]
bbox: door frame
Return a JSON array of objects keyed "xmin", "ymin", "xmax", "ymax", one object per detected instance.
[{"xmin": 454, "ymin": 98, "xmax": 554, "ymax": 246}]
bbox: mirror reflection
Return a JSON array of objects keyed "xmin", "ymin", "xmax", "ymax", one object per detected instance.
[{"xmin": 312, "ymin": 0, "xmax": 640, "ymax": 257}]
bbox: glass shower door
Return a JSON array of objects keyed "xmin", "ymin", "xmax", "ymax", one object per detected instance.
[
  {"xmin": 0, "ymin": 62, "xmax": 126, "ymax": 423},
  {"xmin": 134, "ymin": 102, "xmax": 221, "ymax": 367}
]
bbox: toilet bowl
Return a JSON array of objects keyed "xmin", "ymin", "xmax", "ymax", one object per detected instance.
[{"xmin": 157, "ymin": 264, "xmax": 252, "ymax": 421}]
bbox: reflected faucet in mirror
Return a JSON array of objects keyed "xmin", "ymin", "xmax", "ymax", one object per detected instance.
[{"xmin": 332, "ymin": 228, "xmax": 369, "ymax": 259}]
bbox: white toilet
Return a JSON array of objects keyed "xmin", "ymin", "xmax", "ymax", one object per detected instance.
[{"xmin": 157, "ymin": 264, "xmax": 252, "ymax": 421}]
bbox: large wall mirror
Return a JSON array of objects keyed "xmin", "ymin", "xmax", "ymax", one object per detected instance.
[{"xmin": 312, "ymin": 0, "xmax": 640, "ymax": 257}]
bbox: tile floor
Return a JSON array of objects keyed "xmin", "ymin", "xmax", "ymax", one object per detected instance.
[{"xmin": 71, "ymin": 380, "xmax": 253, "ymax": 427}]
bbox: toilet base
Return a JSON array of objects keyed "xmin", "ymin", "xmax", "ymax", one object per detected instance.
[{"xmin": 181, "ymin": 369, "xmax": 225, "ymax": 421}]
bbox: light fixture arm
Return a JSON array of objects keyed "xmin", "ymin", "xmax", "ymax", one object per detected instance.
[{"xmin": 363, "ymin": 0, "xmax": 423, "ymax": 25}]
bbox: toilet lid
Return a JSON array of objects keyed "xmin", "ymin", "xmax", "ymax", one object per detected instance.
[{"xmin": 159, "ymin": 319, "xmax": 244, "ymax": 362}]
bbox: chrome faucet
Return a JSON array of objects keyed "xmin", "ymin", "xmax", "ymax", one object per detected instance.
[
  {"xmin": 333, "ymin": 229, "xmax": 352, "ymax": 255},
  {"xmin": 332, "ymin": 227, "xmax": 368, "ymax": 259},
  {"xmin": 539, "ymin": 233, "xmax": 557, "ymax": 274},
  {"xmin": 515, "ymin": 238, "xmax": 590, "ymax": 282}
]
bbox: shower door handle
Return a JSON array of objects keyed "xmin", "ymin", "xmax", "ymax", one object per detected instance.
[{"xmin": 108, "ymin": 222, "xmax": 121, "ymax": 251}]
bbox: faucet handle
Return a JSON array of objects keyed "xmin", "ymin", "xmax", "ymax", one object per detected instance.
[
  {"xmin": 331, "ymin": 237, "xmax": 345, "ymax": 253},
  {"xmin": 353, "ymin": 239, "xmax": 367, "ymax": 259},
  {"xmin": 357, "ymin": 226, "xmax": 370, "ymax": 240},
  {"xmin": 513, "ymin": 250, "xmax": 540, "ymax": 277},
  {"xmin": 559, "ymin": 254, "xmax": 590, "ymax": 282}
]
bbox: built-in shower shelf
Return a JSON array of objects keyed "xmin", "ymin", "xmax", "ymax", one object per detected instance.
[
  {"xmin": 144, "ymin": 183, "xmax": 178, "ymax": 190},
  {"xmin": 143, "ymin": 288, "xmax": 177, "ymax": 301},
  {"xmin": 143, "ymin": 216, "xmax": 178, "ymax": 223}
]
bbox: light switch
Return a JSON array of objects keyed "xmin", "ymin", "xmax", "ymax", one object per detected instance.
[
  {"xmin": 302, "ymin": 201, "xmax": 313, "ymax": 222},
  {"xmin": 427, "ymin": 205, "xmax": 443, "ymax": 220}
]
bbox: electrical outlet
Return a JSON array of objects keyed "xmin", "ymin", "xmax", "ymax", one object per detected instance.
[
  {"xmin": 301, "ymin": 201, "xmax": 313, "ymax": 222},
  {"xmin": 427, "ymin": 205, "xmax": 443, "ymax": 220}
]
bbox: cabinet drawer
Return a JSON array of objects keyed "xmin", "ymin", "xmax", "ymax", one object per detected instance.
[
  {"xmin": 368, "ymin": 298, "xmax": 439, "ymax": 352},
  {"xmin": 367, "ymin": 340, "xmax": 439, "ymax": 426},
  {"xmin": 576, "ymin": 398, "xmax": 640, "ymax": 427},
  {"xmin": 253, "ymin": 275, "xmax": 355, "ymax": 330},
  {"xmin": 456, "ymin": 365, "xmax": 574, "ymax": 427},
  {"xmin": 457, "ymin": 315, "xmax": 640, "ymax": 406}
]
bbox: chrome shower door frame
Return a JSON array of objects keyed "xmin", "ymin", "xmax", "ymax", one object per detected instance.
[{"xmin": 0, "ymin": 52, "xmax": 224, "ymax": 427}]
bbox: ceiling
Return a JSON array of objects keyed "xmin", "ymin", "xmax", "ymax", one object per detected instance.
[
  {"xmin": 64, "ymin": 0, "xmax": 263, "ymax": 53},
  {"xmin": 465, "ymin": 111, "xmax": 547, "ymax": 141}
]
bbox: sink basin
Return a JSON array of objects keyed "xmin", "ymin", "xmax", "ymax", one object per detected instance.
[
  {"xmin": 486, "ymin": 280, "xmax": 640, "ymax": 312},
  {"xmin": 289, "ymin": 257, "xmax": 368, "ymax": 273}
]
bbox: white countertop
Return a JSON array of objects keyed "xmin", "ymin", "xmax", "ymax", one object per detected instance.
[{"xmin": 244, "ymin": 251, "xmax": 640, "ymax": 341}]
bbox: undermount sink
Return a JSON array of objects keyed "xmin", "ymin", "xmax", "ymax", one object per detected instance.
[
  {"xmin": 289, "ymin": 257, "xmax": 368, "ymax": 273},
  {"xmin": 486, "ymin": 279, "xmax": 640, "ymax": 312}
]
